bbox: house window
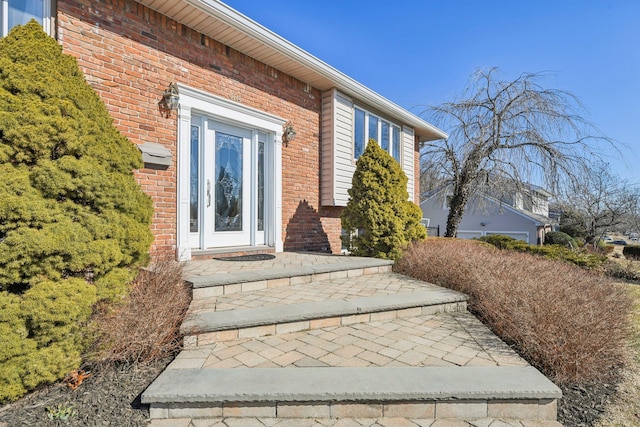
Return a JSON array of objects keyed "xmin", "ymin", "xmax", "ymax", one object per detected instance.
[
  {"xmin": 1, "ymin": 0, "xmax": 52, "ymax": 37},
  {"xmin": 353, "ymin": 106, "xmax": 401, "ymax": 162}
]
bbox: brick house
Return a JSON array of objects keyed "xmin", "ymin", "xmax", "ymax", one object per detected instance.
[{"xmin": 4, "ymin": 0, "xmax": 446, "ymax": 260}]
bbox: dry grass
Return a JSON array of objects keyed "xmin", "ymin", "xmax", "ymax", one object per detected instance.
[
  {"xmin": 596, "ymin": 285, "xmax": 640, "ymax": 426},
  {"xmin": 86, "ymin": 259, "xmax": 191, "ymax": 366},
  {"xmin": 395, "ymin": 238, "xmax": 633, "ymax": 384}
]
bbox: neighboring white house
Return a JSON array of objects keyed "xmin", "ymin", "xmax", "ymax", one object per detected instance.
[{"xmin": 420, "ymin": 185, "xmax": 554, "ymax": 245}]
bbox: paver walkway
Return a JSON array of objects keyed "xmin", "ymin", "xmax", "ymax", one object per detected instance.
[
  {"xmin": 171, "ymin": 312, "xmax": 526, "ymax": 371},
  {"xmin": 144, "ymin": 252, "xmax": 562, "ymax": 426}
]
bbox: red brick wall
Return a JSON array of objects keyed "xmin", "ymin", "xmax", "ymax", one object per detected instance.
[{"xmin": 57, "ymin": 0, "xmax": 343, "ymax": 255}]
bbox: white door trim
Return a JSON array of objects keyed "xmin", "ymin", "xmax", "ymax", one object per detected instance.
[{"xmin": 175, "ymin": 84, "xmax": 286, "ymax": 261}]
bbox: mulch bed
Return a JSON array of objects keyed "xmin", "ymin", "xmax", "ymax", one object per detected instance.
[
  {"xmin": 0, "ymin": 358, "xmax": 621, "ymax": 426},
  {"xmin": 0, "ymin": 359, "xmax": 171, "ymax": 426},
  {"xmin": 558, "ymin": 379, "xmax": 620, "ymax": 426}
]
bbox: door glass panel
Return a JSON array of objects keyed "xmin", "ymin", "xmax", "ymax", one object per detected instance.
[
  {"xmin": 190, "ymin": 125, "xmax": 199, "ymax": 232},
  {"xmin": 215, "ymin": 132, "xmax": 243, "ymax": 232},
  {"xmin": 257, "ymin": 139, "xmax": 265, "ymax": 231}
]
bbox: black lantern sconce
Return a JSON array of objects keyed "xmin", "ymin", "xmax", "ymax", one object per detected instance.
[
  {"xmin": 282, "ymin": 121, "xmax": 296, "ymax": 147},
  {"xmin": 162, "ymin": 83, "xmax": 180, "ymax": 112}
]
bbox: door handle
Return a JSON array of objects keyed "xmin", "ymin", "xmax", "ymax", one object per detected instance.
[{"xmin": 206, "ymin": 180, "xmax": 211, "ymax": 207}]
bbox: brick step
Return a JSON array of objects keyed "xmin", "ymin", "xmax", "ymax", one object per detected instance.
[
  {"xmin": 181, "ymin": 273, "xmax": 467, "ymax": 345},
  {"xmin": 187, "ymin": 257, "xmax": 393, "ymax": 299},
  {"xmin": 142, "ymin": 366, "xmax": 562, "ymax": 421}
]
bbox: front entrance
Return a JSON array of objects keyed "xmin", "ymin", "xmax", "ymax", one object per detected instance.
[
  {"xmin": 175, "ymin": 83, "xmax": 285, "ymax": 260},
  {"xmin": 189, "ymin": 118, "xmax": 267, "ymax": 249}
]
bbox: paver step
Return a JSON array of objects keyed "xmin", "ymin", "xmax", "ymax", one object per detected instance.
[
  {"xmin": 187, "ymin": 257, "xmax": 393, "ymax": 299},
  {"xmin": 148, "ymin": 417, "xmax": 564, "ymax": 426},
  {"xmin": 143, "ymin": 253, "xmax": 563, "ymax": 424},
  {"xmin": 142, "ymin": 366, "xmax": 562, "ymax": 421},
  {"xmin": 176, "ymin": 312, "xmax": 527, "ymax": 370},
  {"xmin": 182, "ymin": 272, "xmax": 467, "ymax": 344}
]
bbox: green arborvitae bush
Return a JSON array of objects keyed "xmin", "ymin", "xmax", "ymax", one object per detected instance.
[
  {"xmin": 341, "ymin": 139, "xmax": 426, "ymax": 260},
  {"xmin": 544, "ymin": 231, "xmax": 577, "ymax": 249},
  {"xmin": 0, "ymin": 22, "xmax": 153, "ymax": 402}
]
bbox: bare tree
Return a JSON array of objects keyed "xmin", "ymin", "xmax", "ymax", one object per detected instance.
[
  {"xmin": 419, "ymin": 156, "xmax": 447, "ymax": 198},
  {"xmin": 557, "ymin": 163, "xmax": 639, "ymax": 242},
  {"xmin": 423, "ymin": 68, "xmax": 612, "ymax": 237}
]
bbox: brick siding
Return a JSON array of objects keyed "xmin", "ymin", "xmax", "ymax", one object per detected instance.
[{"xmin": 57, "ymin": 0, "xmax": 343, "ymax": 256}]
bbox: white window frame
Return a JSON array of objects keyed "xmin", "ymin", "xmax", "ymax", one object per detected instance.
[
  {"xmin": 175, "ymin": 83, "xmax": 286, "ymax": 261},
  {"xmin": 353, "ymin": 106, "xmax": 402, "ymax": 163},
  {"xmin": 1, "ymin": 0, "xmax": 53, "ymax": 37}
]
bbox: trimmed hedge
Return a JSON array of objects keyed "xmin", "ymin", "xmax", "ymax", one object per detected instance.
[
  {"xmin": 478, "ymin": 235, "xmax": 606, "ymax": 270},
  {"xmin": 544, "ymin": 231, "xmax": 577, "ymax": 249},
  {"xmin": 623, "ymin": 245, "xmax": 640, "ymax": 260}
]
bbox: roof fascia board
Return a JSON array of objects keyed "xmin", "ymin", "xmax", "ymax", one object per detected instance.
[{"xmin": 184, "ymin": 0, "xmax": 447, "ymax": 141}]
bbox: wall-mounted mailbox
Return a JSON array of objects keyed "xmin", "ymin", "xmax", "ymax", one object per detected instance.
[{"xmin": 139, "ymin": 142, "xmax": 172, "ymax": 169}]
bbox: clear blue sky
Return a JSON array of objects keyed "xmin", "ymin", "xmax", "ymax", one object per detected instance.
[{"xmin": 224, "ymin": 0, "xmax": 640, "ymax": 182}]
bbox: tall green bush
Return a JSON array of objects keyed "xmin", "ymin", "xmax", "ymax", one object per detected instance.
[
  {"xmin": 341, "ymin": 139, "xmax": 426, "ymax": 259},
  {"xmin": 0, "ymin": 22, "xmax": 153, "ymax": 401}
]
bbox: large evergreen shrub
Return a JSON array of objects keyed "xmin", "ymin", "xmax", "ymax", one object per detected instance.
[
  {"xmin": 341, "ymin": 139, "xmax": 426, "ymax": 259},
  {"xmin": 0, "ymin": 22, "xmax": 153, "ymax": 401}
]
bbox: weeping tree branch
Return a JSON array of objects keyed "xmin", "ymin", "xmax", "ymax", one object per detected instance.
[{"xmin": 421, "ymin": 68, "xmax": 615, "ymax": 238}]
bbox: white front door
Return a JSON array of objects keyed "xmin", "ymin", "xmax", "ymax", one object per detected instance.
[
  {"xmin": 206, "ymin": 121, "xmax": 251, "ymax": 247},
  {"xmin": 189, "ymin": 117, "xmax": 268, "ymax": 249}
]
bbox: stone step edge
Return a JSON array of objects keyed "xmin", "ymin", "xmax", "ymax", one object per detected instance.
[
  {"xmin": 142, "ymin": 366, "xmax": 562, "ymax": 420},
  {"xmin": 188, "ymin": 260, "xmax": 394, "ymax": 298},
  {"xmin": 186, "ymin": 300, "xmax": 467, "ymax": 346},
  {"xmin": 181, "ymin": 289, "xmax": 468, "ymax": 344}
]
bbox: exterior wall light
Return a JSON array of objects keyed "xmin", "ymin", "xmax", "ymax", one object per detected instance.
[
  {"xmin": 163, "ymin": 82, "xmax": 180, "ymax": 111},
  {"xmin": 282, "ymin": 121, "xmax": 296, "ymax": 147}
]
